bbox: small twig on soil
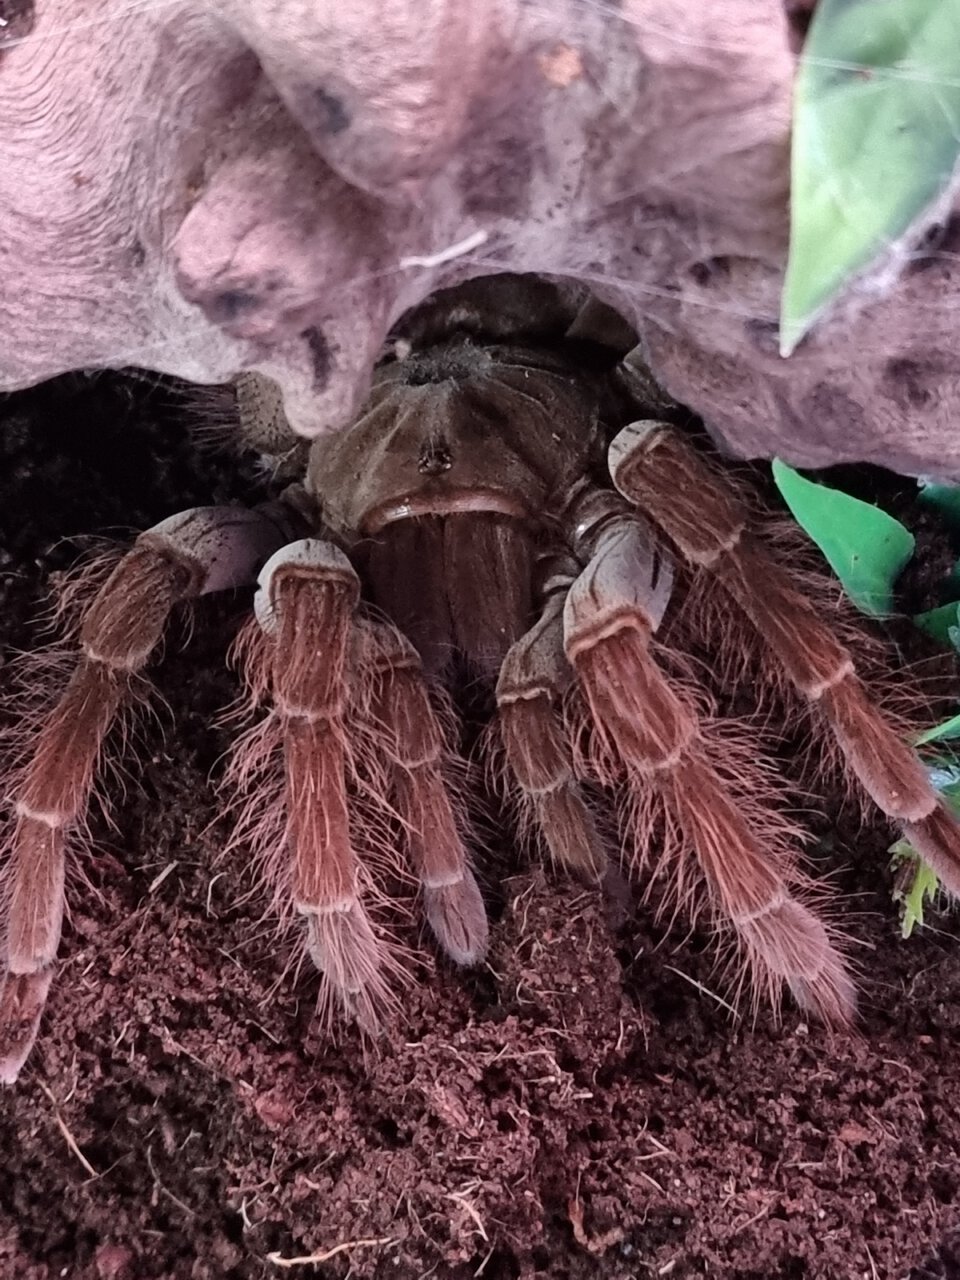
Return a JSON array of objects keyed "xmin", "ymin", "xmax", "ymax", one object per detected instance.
[
  {"xmin": 145, "ymin": 1144, "xmax": 196, "ymax": 1218},
  {"xmin": 636, "ymin": 1169, "xmax": 667, "ymax": 1195},
  {"xmin": 728, "ymin": 1200, "xmax": 772, "ymax": 1237},
  {"xmin": 205, "ymin": 870, "xmax": 227, "ymax": 914},
  {"xmin": 475, "ymin": 1242, "xmax": 497, "ymax": 1276},
  {"xmin": 38, "ymin": 1083, "xmax": 99, "ymax": 1177},
  {"xmin": 663, "ymin": 966, "xmax": 741, "ymax": 1018},
  {"xmin": 266, "ymin": 1238, "xmax": 397, "ymax": 1267},
  {"xmin": 148, "ymin": 860, "xmax": 178, "ymax": 893},
  {"xmin": 445, "ymin": 1190, "xmax": 489, "ymax": 1241}
]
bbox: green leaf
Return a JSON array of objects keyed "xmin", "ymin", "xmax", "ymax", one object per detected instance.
[
  {"xmin": 772, "ymin": 460, "xmax": 915, "ymax": 615},
  {"xmin": 914, "ymin": 601, "xmax": 960, "ymax": 649},
  {"xmin": 915, "ymin": 712, "xmax": 960, "ymax": 747},
  {"xmin": 782, "ymin": 0, "xmax": 960, "ymax": 355},
  {"xmin": 918, "ymin": 481, "xmax": 960, "ymax": 530},
  {"xmin": 890, "ymin": 843, "xmax": 941, "ymax": 939},
  {"xmin": 889, "ymin": 772, "xmax": 959, "ymax": 937}
]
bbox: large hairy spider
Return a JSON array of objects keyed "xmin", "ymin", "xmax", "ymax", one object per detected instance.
[{"xmin": 2, "ymin": 275, "xmax": 959, "ymax": 1082}]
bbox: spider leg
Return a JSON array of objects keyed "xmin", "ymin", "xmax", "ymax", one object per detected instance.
[
  {"xmin": 353, "ymin": 620, "xmax": 488, "ymax": 965},
  {"xmin": 609, "ymin": 422, "xmax": 960, "ymax": 896},
  {"xmin": 495, "ymin": 561, "xmax": 606, "ymax": 880},
  {"xmin": 0, "ymin": 503, "xmax": 296, "ymax": 1082},
  {"xmin": 565, "ymin": 496, "xmax": 855, "ymax": 1024},
  {"xmin": 254, "ymin": 540, "xmax": 406, "ymax": 1033}
]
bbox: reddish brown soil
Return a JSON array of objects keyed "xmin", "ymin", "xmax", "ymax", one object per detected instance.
[{"xmin": 0, "ymin": 373, "xmax": 958, "ymax": 1280}]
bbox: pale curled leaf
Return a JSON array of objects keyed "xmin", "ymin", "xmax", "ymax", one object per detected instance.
[
  {"xmin": 890, "ymin": 842, "xmax": 941, "ymax": 939},
  {"xmin": 889, "ymin": 777, "xmax": 960, "ymax": 936},
  {"xmin": 782, "ymin": 0, "xmax": 960, "ymax": 354}
]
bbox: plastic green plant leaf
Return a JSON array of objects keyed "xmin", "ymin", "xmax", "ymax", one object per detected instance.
[
  {"xmin": 781, "ymin": 0, "xmax": 960, "ymax": 356},
  {"xmin": 890, "ymin": 776, "xmax": 960, "ymax": 937},
  {"xmin": 915, "ymin": 712, "xmax": 960, "ymax": 747},
  {"xmin": 771, "ymin": 460, "xmax": 915, "ymax": 615},
  {"xmin": 914, "ymin": 601, "xmax": 960, "ymax": 650},
  {"xmin": 918, "ymin": 481, "xmax": 960, "ymax": 530},
  {"xmin": 916, "ymin": 482, "xmax": 960, "ymax": 592},
  {"xmin": 890, "ymin": 843, "xmax": 941, "ymax": 939}
]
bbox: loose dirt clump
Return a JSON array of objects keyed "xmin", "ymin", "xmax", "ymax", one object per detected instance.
[{"xmin": 0, "ymin": 373, "xmax": 958, "ymax": 1280}]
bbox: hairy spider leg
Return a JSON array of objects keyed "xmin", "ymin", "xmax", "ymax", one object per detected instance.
[
  {"xmin": 254, "ymin": 540, "xmax": 411, "ymax": 1032},
  {"xmin": 352, "ymin": 620, "xmax": 488, "ymax": 964},
  {"xmin": 0, "ymin": 504, "xmax": 294, "ymax": 1083},
  {"xmin": 609, "ymin": 422, "xmax": 960, "ymax": 898},
  {"xmin": 496, "ymin": 561, "xmax": 607, "ymax": 880},
  {"xmin": 564, "ymin": 495, "xmax": 856, "ymax": 1024}
]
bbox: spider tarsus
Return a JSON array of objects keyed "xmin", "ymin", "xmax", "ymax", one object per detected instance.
[
  {"xmin": 306, "ymin": 905, "xmax": 401, "ymax": 1033},
  {"xmin": 667, "ymin": 763, "xmax": 855, "ymax": 1020},
  {"xmin": 532, "ymin": 786, "xmax": 607, "ymax": 882},
  {"xmin": 787, "ymin": 969, "xmax": 859, "ymax": 1030},
  {"xmin": 0, "ymin": 967, "xmax": 54, "ymax": 1084},
  {"xmin": 423, "ymin": 872, "xmax": 489, "ymax": 966},
  {"xmin": 497, "ymin": 699, "xmax": 606, "ymax": 879},
  {"xmin": 739, "ymin": 899, "xmax": 857, "ymax": 1027}
]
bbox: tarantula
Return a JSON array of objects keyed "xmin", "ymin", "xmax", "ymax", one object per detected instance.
[{"xmin": 2, "ymin": 275, "xmax": 959, "ymax": 1083}]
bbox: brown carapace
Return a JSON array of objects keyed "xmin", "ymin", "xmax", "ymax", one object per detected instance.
[{"xmin": 2, "ymin": 276, "xmax": 958, "ymax": 1081}]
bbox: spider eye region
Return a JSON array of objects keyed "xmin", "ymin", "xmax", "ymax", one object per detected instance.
[{"xmin": 417, "ymin": 436, "xmax": 454, "ymax": 476}]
